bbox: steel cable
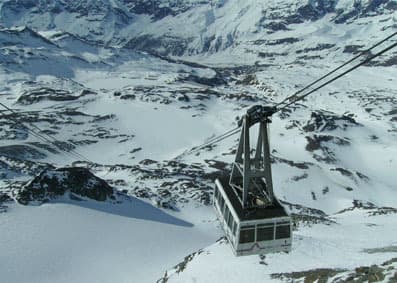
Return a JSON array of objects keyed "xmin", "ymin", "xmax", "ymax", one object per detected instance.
[
  {"xmin": 176, "ymin": 32, "xmax": 397, "ymax": 158},
  {"xmin": 0, "ymin": 102, "xmax": 94, "ymax": 163}
]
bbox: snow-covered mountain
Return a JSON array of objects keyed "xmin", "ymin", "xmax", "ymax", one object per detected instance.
[
  {"xmin": 1, "ymin": 0, "xmax": 396, "ymax": 54},
  {"xmin": 0, "ymin": 0, "xmax": 396, "ymax": 282}
]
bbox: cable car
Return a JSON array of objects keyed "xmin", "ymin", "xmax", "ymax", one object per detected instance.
[
  {"xmin": 190, "ymin": 36, "xmax": 397, "ymax": 256},
  {"xmin": 213, "ymin": 105, "xmax": 292, "ymax": 256}
]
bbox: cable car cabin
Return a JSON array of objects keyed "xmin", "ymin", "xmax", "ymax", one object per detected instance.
[
  {"xmin": 214, "ymin": 178, "xmax": 291, "ymax": 256},
  {"xmin": 213, "ymin": 105, "xmax": 292, "ymax": 256}
]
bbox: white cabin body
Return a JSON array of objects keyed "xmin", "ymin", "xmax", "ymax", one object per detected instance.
[{"xmin": 214, "ymin": 178, "xmax": 292, "ymax": 256}]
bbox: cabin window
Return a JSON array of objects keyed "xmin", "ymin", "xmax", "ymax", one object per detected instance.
[
  {"xmin": 232, "ymin": 221, "xmax": 237, "ymax": 235},
  {"xmin": 257, "ymin": 224, "xmax": 274, "ymax": 241},
  {"xmin": 217, "ymin": 194, "xmax": 222, "ymax": 208},
  {"xmin": 239, "ymin": 226, "xmax": 255, "ymax": 244},
  {"xmin": 219, "ymin": 195, "xmax": 225, "ymax": 212},
  {"xmin": 227, "ymin": 213, "xmax": 234, "ymax": 231},
  {"xmin": 275, "ymin": 224, "xmax": 290, "ymax": 239},
  {"xmin": 224, "ymin": 206, "xmax": 230, "ymax": 221}
]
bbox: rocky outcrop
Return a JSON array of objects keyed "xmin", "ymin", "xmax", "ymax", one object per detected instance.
[
  {"xmin": 0, "ymin": 192, "xmax": 12, "ymax": 213},
  {"xmin": 157, "ymin": 248, "xmax": 205, "ymax": 283},
  {"xmin": 0, "ymin": 145, "xmax": 47, "ymax": 160},
  {"xmin": 305, "ymin": 135, "xmax": 350, "ymax": 163},
  {"xmin": 16, "ymin": 88, "xmax": 86, "ymax": 105},
  {"xmin": 121, "ymin": 0, "xmax": 198, "ymax": 20},
  {"xmin": 337, "ymin": 200, "xmax": 397, "ymax": 216},
  {"xmin": 15, "ymin": 167, "xmax": 115, "ymax": 205},
  {"xmin": 102, "ymin": 159, "xmax": 229, "ymax": 209},
  {"xmin": 124, "ymin": 34, "xmax": 193, "ymax": 56},
  {"xmin": 272, "ymin": 268, "xmax": 346, "ymax": 283},
  {"xmin": 1, "ymin": 0, "xmax": 395, "ymax": 56},
  {"xmin": 271, "ymin": 257, "xmax": 397, "ymax": 283},
  {"xmin": 303, "ymin": 111, "xmax": 361, "ymax": 132},
  {"xmin": 334, "ymin": 0, "xmax": 396, "ymax": 24}
]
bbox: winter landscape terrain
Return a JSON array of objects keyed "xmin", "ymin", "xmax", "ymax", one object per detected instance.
[{"xmin": 0, "ymin": 0, "xmax": 397, "ymax": 282}]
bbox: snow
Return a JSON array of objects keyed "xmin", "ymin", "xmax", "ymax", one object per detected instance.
[
  {"xmin": 0, "ymin": 201, "xmax": 221, "ymax": 283},
  {"xmin": 0, "ymin": 0, "xmax": 397, "ymax": 282},
  {"xmin": 165, "ymin": 210, "xmax": 397, "ymax": 282}
]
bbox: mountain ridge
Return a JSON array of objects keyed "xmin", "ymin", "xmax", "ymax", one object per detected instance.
[
  {"xmin": 0, "ymin": 1, "xmax": 396, "ymax": 282},
  {"xmin": 0, "ymin": 0, "xmax": 396, "ymax": 55}
]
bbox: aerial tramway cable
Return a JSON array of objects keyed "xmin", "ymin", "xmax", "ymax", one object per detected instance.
[
  {"xmin": 175, "ymin": 126, "xmax": 240, "ymax": 159},
  {"xmin": 0, "ymin": 102, "xmax": 94, "ymax": 164},
  {"xmin": 276, "ymin": 40, "xmax": 397, "ymax": 112},
  {"xmin": 1, "ymin": 32, "xmax": 396, "ymax": 163},
  {"xmin": 178, "ymin": 31, "xmax": 397, "ymax": 158},
  {"xmin": 275, "ymin": 31, "xmax": 397, "ymax": 107}
]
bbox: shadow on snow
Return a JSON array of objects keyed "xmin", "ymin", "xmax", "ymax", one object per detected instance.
[{"xmin": 53, "ymin": 194, "xmax": 194, "ymax": 228}]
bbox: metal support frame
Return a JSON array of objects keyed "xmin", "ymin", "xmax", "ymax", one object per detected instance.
[{"xmin": 229, "ymin": 113, "xmax": 275, "ymax": 209}]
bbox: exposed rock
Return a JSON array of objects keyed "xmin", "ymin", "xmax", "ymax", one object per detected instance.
[
  {"xmin": 330, "ymin": 168, "xmax": 355, "ymax": 181},
  {"xmin": 350, "ymin": 265, "xmax": 386, "ymax": 282},
  {"xmin": 139, "ymin": 159, "xmax": 158, "ymax": 165},
  {"xmin": 122, "ymin": 0, "xmax": 195, "ymax": 20},
  {"xmin": 281, "ymin": 201, "xmax": 335, "ymax": 226},
  {"xmin": 334, "ymin": 0, "xmax": 397, "ymax": 24},
  {"xmin": 303, "ymin": 111, "xmax": 360, "ymax": 132},
  {"xmin": 291, "ymin": 173, "xmax": 309, "ymax": 181},
  {"xmin": 258, "ymin": 51, "xmax": 288, "ymax": 58},
  {"xmin": 322, "ymin": 187, "xmax": 330, "ymax": 195},
  {"xmin": 343, "ymin": 45, "xmax": 365, "ymax": 54},
  {"xmin": 372, "ymin": 53, "xmax": 397, "ymax": 66},
  {"xmin": 368, "ymin": 207, "xmax": 397, "ymax": 216},
  {"xmin": 125, "ymin": 35, "xmax": 192, "ymax": 56},
  {"xmin": 0, "ymin": 192, "xmax": 12, "ymax": 213},
  {"xmin": 106, "ymin": 159, "xmax": 225, "ymax": 207},
  {"xmin": 221, "ymin": 92, "xmax": 260, "ymax": 102},
  {"xmin": 266, "ymin": 37, "xmax": 300, "ymax": 46},
  {"xmin": 157, "ymin": 249, "xmax": 204, "ymax": 283},
  {"xmin": 272, "ymin": 257, "xmax": 397, "ymax": 283},
  {"xmin": 296, "ymin": 55, "xmax": 323, "ymax": 61},
  {"xmin": 132, "ymin": 186, "xmax": 153, "ymax": 199},
  {"xmin": 265, "ymin": 21, "xmax": 290, "ymax": 32},
  {"xmin": 15, "ymin": 167, "xmax": 115, "ymax": 205},
  {"xmin": 130, "ymin": 147, "xmax": 142, "ymax": 154},
  {"xmin": 337, "ymin": 200, "xmax": 397, "ymax": 216},
  {"xmin": 356, "ymin": 172, "xmax": 370, "ymax": 182},
  {"xmin": 0, "ymin": 192, "xmax": 12, "ymax": 202},
  {"xmin": 296, "ymin": 0, "xmax": 337, "ymax": 21},
  {"xmin": 0, "ymin": 156, "xmax": 53, "ymax": 179},
  {"xmin": 306, "ymin": 135, "xmax": 333, "ymax": 151},
  {"xmin": 272, "ymin": 156, "xmax": 313, "ymax": 169},
  {"xmin": 179, "ymin": 73, "xmax": 226, "ymax": 87},
  {"xmin": 364, "ymin": 246, "xmax": 397, "ymax": 254},
  {"xmin": 16, "ymin": 87, "xmax": 89, "ymax": 105},
  {"xmin": 204, "ymin": 159, "xmax": 229, "ymax": 171},
  {"xmin": 296, "ymin": 43, "xmax": 336, "ymax": 54},
  {"xmin": 236, "ymin": 74, "xmax": 259, "ymax": 85},
  {"xmin": 0, "ymin": 145, "xmax": 46, "ymax": 160},
  {"xmin": 305, "ymin": 135, "xmax": 350, "ymax": 163},
  {"xmin": 271, "ymin": 268, "xmax": 345, "ymax": 283}
]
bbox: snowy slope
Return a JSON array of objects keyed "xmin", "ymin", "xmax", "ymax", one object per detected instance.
[
  {"xmin": 161, "ymin": 209, "xmax": 397, "ymax": 282},
  {"xmin": 0, "ymin": 0, "xmax": 397, "ymax": 282},
  {"xmin": 0, "ymin": 201, "xmax": 221, "ymax": 283}
]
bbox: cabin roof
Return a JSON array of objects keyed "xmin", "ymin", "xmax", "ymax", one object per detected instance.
[{"xmin": 216, "ymin": 177, "xmax": 289, "ymax": 222}]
